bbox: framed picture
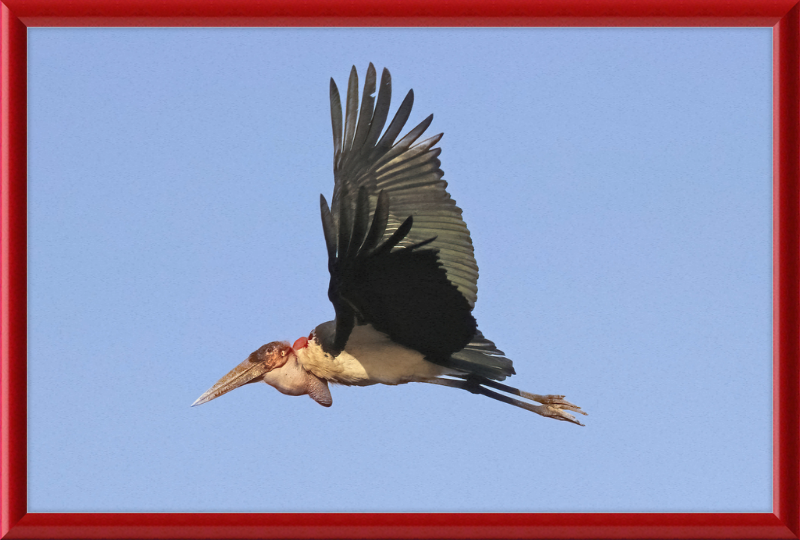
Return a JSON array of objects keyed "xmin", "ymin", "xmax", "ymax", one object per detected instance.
[{"xmin": 2, "ymin": 1, "xmax": 798, "ymax": 538}]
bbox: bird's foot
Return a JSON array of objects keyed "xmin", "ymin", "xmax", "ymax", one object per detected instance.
[
  {"xmin": 530, "ymin": 394, "xmax": 586, "ymax": 414},
  {"xmin": 521, "ymin": 394, "xmax": 586, "ymax": 425},
  {"xmin": 540, "ymin": 399, "xmax": 586, "ymax": 425}
]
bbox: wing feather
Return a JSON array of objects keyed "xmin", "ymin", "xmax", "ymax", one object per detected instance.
[
  {"xmin": 376, "ymin": 89, "xmax": 414, "ymax": 151},
  {"xmin": 343, "ymin": 67, "xmax": 359, "ymax": 153},
  {"xmin": 364, "ymin": 68, "xmax": 393, "ymax": 149},
  {"xmin": 329, "ymin": 80, "xmax": 343, "ymax": 163},
  {"xmin": 351, "ymin": 65, "xmax": 376, "ymax": 153}
]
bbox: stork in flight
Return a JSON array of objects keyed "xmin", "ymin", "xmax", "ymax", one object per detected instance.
[{"xmin": 193, "ymin": 65, "xmax": 586, "ymax": 425}]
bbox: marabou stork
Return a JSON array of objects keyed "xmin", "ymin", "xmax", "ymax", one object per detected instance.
[{"xmin": 193, "ymin": 64, "xmax": 586, "ymax": 425}]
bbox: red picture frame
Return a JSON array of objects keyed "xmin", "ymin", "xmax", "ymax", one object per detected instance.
[{"xmin": 2, "ymin": 1, "xmax": 798, "ymax": 538}]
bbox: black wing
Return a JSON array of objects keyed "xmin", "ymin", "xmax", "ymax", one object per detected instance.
[
  {"xmin": 329, "ymin": 64, "xmax": 479, "ymax": 308},
  {"xmin": 320, "ymin": 65, "xmax": 513, "ymax": 378}
]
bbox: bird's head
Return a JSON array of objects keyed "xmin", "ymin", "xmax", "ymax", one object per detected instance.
[{"xmin": 192, "ymin": 340, "xmax": 332, "ymax": 408}]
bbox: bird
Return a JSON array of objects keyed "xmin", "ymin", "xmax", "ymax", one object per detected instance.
[{"xmin": 192, "ymin": 64, "xmax": 587, "ymax": 426}]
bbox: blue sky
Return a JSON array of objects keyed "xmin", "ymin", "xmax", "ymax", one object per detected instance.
[{"xmin": 27, "ymin": 27, "xmax": 772, "ymax": 512}]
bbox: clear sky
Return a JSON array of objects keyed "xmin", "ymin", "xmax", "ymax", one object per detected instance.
[{"xmin": 27, "ymin": 27, "xmax": 772, "ymax": 513}]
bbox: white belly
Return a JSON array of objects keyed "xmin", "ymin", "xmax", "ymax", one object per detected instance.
[{"xmin": 297, "ymin": 323, "xmax": 458, "ymax": 386}]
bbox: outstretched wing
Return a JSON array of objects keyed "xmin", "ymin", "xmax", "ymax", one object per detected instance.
[
  {"xmin": 329, "ymin": 64, "xmax": 479, "ymax": 309},
  {"xmin": 320, "ymin": 64, "xmax": 513, "ymax": 379}
]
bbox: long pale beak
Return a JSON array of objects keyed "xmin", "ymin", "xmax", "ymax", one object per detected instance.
[{"xmin": 192, "ymin": 357, "xmax": 271, "ymax": 407}]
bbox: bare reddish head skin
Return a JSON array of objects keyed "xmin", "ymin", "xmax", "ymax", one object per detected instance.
[
  {"xmin": 293, "ymin": 336, "xmax": 309, "ymax": 351},
  {"xmin": 247, "ymin": 341, "xmax": 293, "ymax": 371}
]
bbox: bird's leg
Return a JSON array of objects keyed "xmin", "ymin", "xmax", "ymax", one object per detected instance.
[
  {"xmin": 422, "ymin": 377, "xmax": 586, "ymax": 426},
  {"xmin": 477, "ymin": 377, "xmax": 585, "ymax": 415}
]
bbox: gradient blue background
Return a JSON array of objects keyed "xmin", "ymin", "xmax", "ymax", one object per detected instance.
[{"xmin": 27, "ymin": 28, "xmax": 772, "ymax": 512}]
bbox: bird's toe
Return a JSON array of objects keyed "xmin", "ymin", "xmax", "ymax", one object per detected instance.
[{"xmin": 537, "ymin": 394, "xmax": 587, "ymax": 416}]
